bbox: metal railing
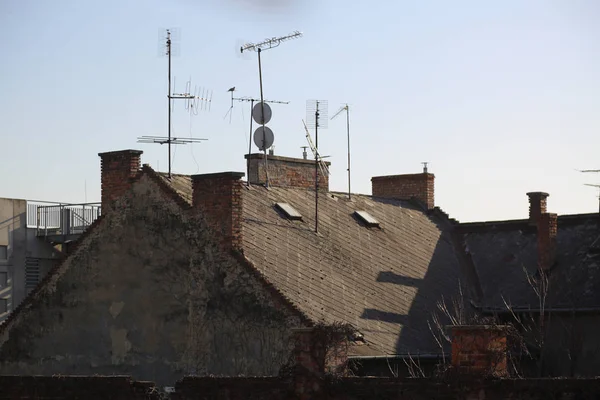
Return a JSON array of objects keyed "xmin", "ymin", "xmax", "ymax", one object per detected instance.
[{"xmin": 27, "ymin": 202, "xmax": 101, "ymax": 237}]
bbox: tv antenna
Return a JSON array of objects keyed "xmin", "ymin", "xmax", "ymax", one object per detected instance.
[
  {"xmin": 138, "ymin": 28, "xmax": 212, "ymax": 178},
  {"xmin": 579, "ymin": 169, "xmax": 600, "ymax": 214},
  {"xmin": 305, "ymin": 99, "xmax": 329, "ymax": 233},
  {"xmin": 240, "ymin": 30, "xmax": 302, "ymax": 187},
  {"xmin": 331, "ymin": 103, "xmax": 351, "ymax": 199}
]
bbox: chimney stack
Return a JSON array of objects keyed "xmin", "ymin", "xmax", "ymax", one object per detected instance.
[
  {"xmin": 245, "ymin": 153, "xmax": 329, "ymax": 190},
  {"xmin": 191, "ymin": 172, "xmax": 245, "ymax": 253},
  {"xmin": 537, "ymin": 212, "xmax": 557, "ymax": 271},
  {"xmin": 371, "ymin": 170, "xmax": 435, "ymax": 210},
  {"xmin": 450, "ymin": 325, "xmax": 509, "ymax": 377},
  {"xmin": 98, "ymin": 150, "xmax": 143, "ymax": 211},
  {"xmin": 526, "ymin": 192, "xmax": 549, "ymax": 226}
]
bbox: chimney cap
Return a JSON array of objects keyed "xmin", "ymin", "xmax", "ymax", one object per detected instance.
[
  {"xmin": 527, "ymin": 192, "xmax": 550, "ymax": 198},
  {"xmin": 191, "ymin": 171, "xmax": 245, "ymax": 180},
  {"xmin": 98, "ymin": 149, "xmax": 143, "ymax": 157}
]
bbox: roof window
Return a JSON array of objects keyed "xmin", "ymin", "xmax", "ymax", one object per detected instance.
[
  {"xmin": 275, "ymin": 203, "xmax": 303, "ymax": 220},
  {"xmin": 354, "ymin": 211, "xmax": 380, "ymax": 227}
]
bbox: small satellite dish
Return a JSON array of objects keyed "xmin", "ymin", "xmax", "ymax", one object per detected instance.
[
  {"xmin": 253, "ymin": 126, "xmax": 275, "ymax": 151},
  {"xmin": 252, "ymin": 102, "xmax": 273, "ymax": 125}
]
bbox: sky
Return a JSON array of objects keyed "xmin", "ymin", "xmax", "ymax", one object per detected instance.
[{"xmin": 1, "ymin": 0, "xmax": 599, "ymax": 222}]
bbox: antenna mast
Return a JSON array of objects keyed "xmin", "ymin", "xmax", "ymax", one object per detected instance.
[
  {"xmin": 240, "ymin": 31, "xmax": 302, "ymax": 187},
  {"xmin": 306, "ymin": 100, "xmax": 329, "ymax": 233},
  {"xmin": 331, "ymin": 103, "xmax": 351, "ymax": 199},
  {"xmin": 138, "ymin": 28, "xmax": 212, "ymax": 178},
  {"xmin": 580, "ymin": 169, "xmax": 600, "ymax": 214}
]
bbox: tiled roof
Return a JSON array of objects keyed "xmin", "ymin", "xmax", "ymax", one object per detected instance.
[
  {"xmin": 156, "ymin": 173, "xmax": 465, "ymax": 356},
  {"xmin": 459, "ymin": 215, "xmax": 600, "ymax": 310}
]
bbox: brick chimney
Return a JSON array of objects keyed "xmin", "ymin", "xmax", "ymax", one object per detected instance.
[
  {"xmin": 245, "ymin": 153, "xmax": 330, "ymax": 190},
  {"xmin": 371, "ymin": 168, "xmax": 435, "ymax": 209},
  {"xmin": 450, "ymin": 325, "xmax": 508, "ymax": 377},
  {"xmin": 191, "ymin": 172, "xmax": 245, "ymax": 252},
  {"xmin": 527, "ymin": 192, "xmax": 549, "ymax": 226},
  {"xmin": 537, "ymin": 212, "xmax": 557, "ymax": 271},
  {"xmin": 98, "ymin": 150, "xmax": 143, "ymax": 211}
]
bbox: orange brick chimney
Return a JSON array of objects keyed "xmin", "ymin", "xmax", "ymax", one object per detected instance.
[
  {"xmin": 98, "ymin": 150, "xmax": 143, "ymax": 211},
  {"xmin": 191, "ymin": 172, "xmax": 245, "ymax": 252},
  {"xmin": 450, "ymin": 325, "xmax": 508, "ymax": 377},
  {"xmin": 245, "ymin": 153, "xmax": 330, "ymax": 190},
  {"xmin": 371, "ymin": 166, "xmax": 434, "ymax": 209}
]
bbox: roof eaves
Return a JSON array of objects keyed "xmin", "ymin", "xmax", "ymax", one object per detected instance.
[
  {"xmin": 230, "ymin": 250, "xmax": 314, "ymax": 327},
  {"xmin": 0, "ymin": 215, "xmax": 106, "ymax": 336}
]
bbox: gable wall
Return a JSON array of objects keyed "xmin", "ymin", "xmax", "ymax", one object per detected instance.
[{"xmin": 0, "ymin": 174, "xmax": 304, "ymax": 385}]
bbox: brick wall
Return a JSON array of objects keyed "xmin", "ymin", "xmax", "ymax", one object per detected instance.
[
  {"xmin": 371, "ymin": 173, "xmax": 435, "ymax": 210},
  {"xmin": 537, "ymin": 212, "xmax": 558, "ymax": 271},
  {"xmin": 191, "ymin": 172, "xmax": 245, "ymax": 252},
  {"xmin": 246, "ymin": 153, "xmax": 329, "ymax": 190},
  {"xmin": 98, "ymin": 150, "xmax": 143, "ymax": 211},
  {"xmin": 3, "ymin": 375, "xmax": 600, "ymax": 399},
  {"xmin": 450, "ymin": 325, "xmax": 508, "ymax": 377},
  {"xmin": 527, "ymin": 192, "xmax": 549, "ymax": 226},
  {"xmin": 0, "ymin": 376, "xmax": 159, "ymax": 400}
]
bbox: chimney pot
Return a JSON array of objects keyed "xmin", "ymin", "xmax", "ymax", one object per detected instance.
[{"xmin": 526, "ymin": 192, "xmax": 549, "ymax": 226}]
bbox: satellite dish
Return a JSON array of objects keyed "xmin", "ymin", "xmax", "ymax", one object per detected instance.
[
  {"xmin": 253, "ymin": 126, "xmax": 274, "ymax": 151},
  {"xmin": 252, "ymin": 102, "xmax": 273, "ymax": 125}
]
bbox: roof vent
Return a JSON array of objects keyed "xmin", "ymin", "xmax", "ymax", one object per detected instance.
[
  {"xmin": 354, "ymin": 211, "xmax": 379, "ymax": 227},
  {"xmin": 275, "ymin": 202, "xmax": 303, "ymax": 220}
]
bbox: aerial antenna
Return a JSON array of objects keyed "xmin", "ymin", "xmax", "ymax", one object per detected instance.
[
  {"xmin": 580, "ymin": 169, "xmax": 600, "ymax": 214},
  {"xmin": 223, "ymin": 87, "xmax": 289, "ymax": 186},
  {"xmin": 305, "ymin": 99, "xmax": 329, "ymax": 233},
  {"xmin": 240, "ymin": 31, "xmax": 302, "ymax": 188},
  {"xmin": 331, "ymin": 103, "xmax": 351, "ymax": 199},
  {"xmin": 138, "ymin": 28, "xmax": 212, "ymax": 178}
]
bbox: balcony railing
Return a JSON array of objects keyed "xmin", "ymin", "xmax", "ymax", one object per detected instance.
[{"xmin": 26, "ymin": 202, "xmax": 102, "ymax": 237}]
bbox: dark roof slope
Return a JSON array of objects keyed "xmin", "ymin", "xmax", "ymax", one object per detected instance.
[
  {"xmin": 242, "ymin": 186, "xmax": 465, "ymax": 355},
  {"xmin": 158, "ymin": 173, "xmax": 467, "ymax": 355},
  {"xmin": 459, "ymin": 215, "xmax": 600, "ymax": 310}
]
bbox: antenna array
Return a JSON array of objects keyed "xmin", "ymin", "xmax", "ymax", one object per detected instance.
[
  {"xmin": 138, "ymin": 28, "xmax": 212, "ymax": 178},
  {"xmin": 240, "ymin": 31, "xmax": 303, "ymax": 187}
]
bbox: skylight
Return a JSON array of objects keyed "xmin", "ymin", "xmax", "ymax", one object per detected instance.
[
  {"xmin": 354, "ymin": 211, "xmax": 380, "ymax": 227},
  {"xmin": 275, "ymin": 203, "xmax": 303, "ymax": 220}
]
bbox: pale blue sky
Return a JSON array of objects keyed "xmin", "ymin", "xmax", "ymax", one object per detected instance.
[{"xmin": 1, "ymin": 0, "xmax": 599, "ymax": 222}]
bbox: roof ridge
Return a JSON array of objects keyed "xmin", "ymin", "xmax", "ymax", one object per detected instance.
[
  {"xmin": 231, "ymin": 250, "xmax": 314, "ymax": 326},
  {"xmin": 0, "ymin": 215, "xmax": 106, "ymax": 336},
  {"xmin": 141, "ymin": 165, "xmax": 192, "ymax": 209}
]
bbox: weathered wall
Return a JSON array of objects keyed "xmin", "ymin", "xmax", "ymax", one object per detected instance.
[{"xmin": 0, "ymin": 175, "xmax": 303, "ymax": 385}]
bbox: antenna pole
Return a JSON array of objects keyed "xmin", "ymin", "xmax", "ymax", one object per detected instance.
[
  {"xmin": 167, "ymin": 30, "xmax": 172, "ymax": 178},
  {"xmin": 315, "ymin": 101, "xmax": 319, "ymax": 233},
  {"xmin": 257, "ymin": 48, "xmax": 269, "ymax": 188},
  {"xmin": 346, "ymin": 105, "xmax": 351, "ymax": 200}
]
